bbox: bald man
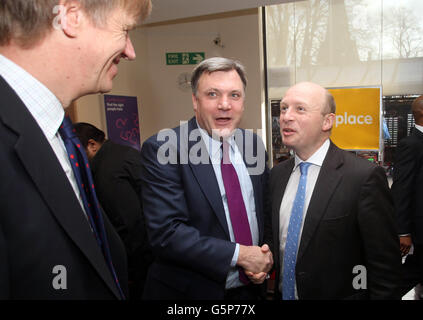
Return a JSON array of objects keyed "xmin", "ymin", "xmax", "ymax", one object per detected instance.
[
  {"xmin": 392, "ymin": 95, "xmax": 423, "ymax": 298},
  {"xmin": 269, "ymin": 82, "xmax": 401, "ymax": 300}
]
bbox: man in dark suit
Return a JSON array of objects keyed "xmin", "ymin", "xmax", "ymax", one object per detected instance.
[
  {"xmin": 0, "ymin": 0, "xmax": 151, "ymax": 299},
  {"xmin": 74, "ymin": 122, "xmax": 153, "ymax": 300},
  {"xmin": 391, "ymin": 95, "xmax": 423, "ymax": 298},
  {"xmin": 270, "ymin": 82, "xmax": 401, "ymax": 299},
  {"xmin": 140, "ymin": 57, "xmax": 273, "ymax": 300}
]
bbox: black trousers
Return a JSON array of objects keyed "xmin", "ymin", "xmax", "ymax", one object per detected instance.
[{"xmin": 397, "ymin": 244, "xmax": 423, "ymax": 298}]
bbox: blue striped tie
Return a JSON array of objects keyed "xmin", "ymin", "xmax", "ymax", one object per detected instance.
[
  {"xmin": 59, "ymin": 116, "xmax": 125, "ymax": 299},
  {"xmin": 282, "ymin": 162, "xmax": 311, "ymax": 300}
]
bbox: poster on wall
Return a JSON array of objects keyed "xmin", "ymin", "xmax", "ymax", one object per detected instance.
[
  {"xmin": 103, "ymin": 94, "xmax": 141, "ymax": 151},
  {"xmin": 328, "ymin": 86, "xmax": 381, "ymax": 151}
]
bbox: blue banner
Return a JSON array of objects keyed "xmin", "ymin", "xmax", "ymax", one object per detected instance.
[{"xmin": 104, "ymin": 95, "xmax": 140, "ymax": 151}]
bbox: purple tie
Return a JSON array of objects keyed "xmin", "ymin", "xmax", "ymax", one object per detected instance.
[
  {"xmin": 59, "ymin": 116, "xmax": 125, "ymax": 299},
  {"xmin": 221, "ymin": 140, "xmax": 253, "ymax": 284}
]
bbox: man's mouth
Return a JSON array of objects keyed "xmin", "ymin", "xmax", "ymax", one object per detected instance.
[
  {"xmin": 282, "ymin": 127, "xmax": 296, "ymax": 135},
  {"xmin": 215, "ymin": 117, "xmax": 231, "ymax": 124}
]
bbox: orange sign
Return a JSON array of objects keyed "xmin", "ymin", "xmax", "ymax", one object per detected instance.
[{"xmin": 329, "ymin": 87, "xmax": 381, "ymax": 150}]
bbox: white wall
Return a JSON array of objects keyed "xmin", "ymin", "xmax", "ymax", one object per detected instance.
[{"xmin": 75, "ymin": 10, "xmax": 264, "ymax": 144}]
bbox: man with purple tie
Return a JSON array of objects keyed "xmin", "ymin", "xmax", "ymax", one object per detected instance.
[{"xmin": 140, "ymin": 57, "xmax": 273, "ymax": 300}]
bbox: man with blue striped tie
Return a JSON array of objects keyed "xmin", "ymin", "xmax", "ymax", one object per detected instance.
[{"xmin": 269, "ymin": 82, "xmax": 401, "ymax": 300}]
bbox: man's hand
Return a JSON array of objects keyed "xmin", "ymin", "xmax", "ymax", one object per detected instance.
[
  {"xmin": 237, "ymin": 244, "xmax": 273, "ymax": 282},
  {"xmin": 244, "ymin": 244, "xmax": 273, "ymax": 284},
  {"xmin": 400, "ymin": 235, "xmax": 412, "ymax": 257},
  {"xmin": 245, "ymin": 271, "xmax": 268, "ymax": 284}
]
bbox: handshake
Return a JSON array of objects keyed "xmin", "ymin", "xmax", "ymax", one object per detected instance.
[{"xmin": 237, "ymin": 244, "xmax": 273, "ymax": 284}]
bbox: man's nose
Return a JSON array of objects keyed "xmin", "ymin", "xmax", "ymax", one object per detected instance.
[
  {"xmin": 122, "ymin": 36, "xmax": 136, "ymax": 61},
  {"xmin": 218, "ymin": 96, "xmax": 231, "ymax": 110},
  {"xmin": 280, "ymin": 107, "xmax": 294, "ymax": 121}
]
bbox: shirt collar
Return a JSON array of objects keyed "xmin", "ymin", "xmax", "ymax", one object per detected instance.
[
  {"xmin": 196, "ymin": 119, "xmax": 236, "ymax": 160},
  {"xmin": 0, "ymin": 54, "xmax": 64, "ymax": 141},
  {"xmin": 293, "ymin": 139, "xmax": 330, "ymax": 171},
  {"xmin": 415, "ymin": 124, "xmax": 423, "ymax": 134}
]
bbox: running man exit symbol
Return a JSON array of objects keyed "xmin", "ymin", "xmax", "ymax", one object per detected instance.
[
  {"xmin": 182, "ymin": 53, "xmax": 189, "ymax": 65},
  {"xmin": 166, "ymin": 52, "xmax": 205, "ymax": 65}
]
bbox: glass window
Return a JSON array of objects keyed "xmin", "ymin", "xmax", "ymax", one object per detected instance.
[{"xmin": 265, "ymin": 0, "xmax": 423, "ymax": 165}]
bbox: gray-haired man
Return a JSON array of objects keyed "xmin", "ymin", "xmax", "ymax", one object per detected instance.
[
  {"xmin": 0, "ymin": 0, "xmax": 151, "ymax": 299},
  {"xmin": 141, "ymin": 57, "xmax": 273, "ymax": 300}
]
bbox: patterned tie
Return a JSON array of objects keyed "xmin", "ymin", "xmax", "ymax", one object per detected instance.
[
  {"xmin": 220, "ymin": 140, "xmax": 253, "ymax": 284},
  {"xmin": 59, "ymin": 116, "xmax": 125, "ymax": 299},
  {"xmin": 282, "ymin": 162, "xmax": 311, "ymax": 300}
]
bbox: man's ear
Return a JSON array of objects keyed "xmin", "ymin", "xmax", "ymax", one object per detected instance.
[
  {"xmin": 322, "ymin": 113, "xmax": 335, "ymax": 132},
  {"xmin": 192, "ymin": 94, "xmax": 198, "ymax": 112},
  {"xmin": 87, "ymin": 139, "xmax": 99, "ymax": 153},
  {"xmin": 54, "ymin": 0, "xmax": 85, "ymax": 38}
]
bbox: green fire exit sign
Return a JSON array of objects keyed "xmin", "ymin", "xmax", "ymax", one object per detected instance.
[{"xmin": 166, "ymin": 52, "xmax": 205, "ymax": 65}]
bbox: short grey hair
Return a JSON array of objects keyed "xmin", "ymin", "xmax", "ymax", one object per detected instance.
[
  {"xmin": 325, "ymin": 90, "xmax": 336, "ymax": 114},
  {"xmin": 191, "ymin": 57, "xmax": 247, "ymax": 96},
  {"xmin": 0, "ymin": 0, "xmax": 152, "ymax": 48}
]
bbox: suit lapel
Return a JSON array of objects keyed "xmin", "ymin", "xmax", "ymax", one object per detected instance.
[
  {"xmin": 412, "ymin": 127, "xmax": 423, "ymax": 141},
  {"xmin": 297, "ymin": 142, "xmax": 343, "ymax": 262},
  {"xmin": 0, "ymin": 79, "xmax": 121, "ymax": 298},
  {"xmin": 186, "ymin": 118, "xmax": 230, "ymax": 238}
]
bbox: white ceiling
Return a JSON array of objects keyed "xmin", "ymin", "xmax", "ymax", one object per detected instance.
[{"xmin": 145, "ymin": 0, "xmax": 295, "ymax": 24}]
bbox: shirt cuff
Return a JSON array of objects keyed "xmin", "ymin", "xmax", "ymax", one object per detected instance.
[{"xmin": 231, "ymin": 243, "xmax": 240, "ymax": 267}]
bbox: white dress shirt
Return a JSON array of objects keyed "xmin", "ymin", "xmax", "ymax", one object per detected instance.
[
  {"xmin": 279, "ymin": 139, "xmax": 330, "ymax": 298},
  {"xmin": 415, "ymin": 124, "xmax": 423, "ymax": 134},
  {"xmin": 198, "ymin": 123, "xmax": 259, "ymax": 289},
  {"xmin": 0, "ymin": 54, "xmax": 87, "ymax": 217}
]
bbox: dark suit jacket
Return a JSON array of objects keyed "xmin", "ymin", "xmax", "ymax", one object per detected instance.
[
  {"xmin": 140, "ymin": 117, "xmax": 271, "ymax": 299},
  {"xmin": 270, "ymin": 141, "xmax": 401, "ymax": 299},
  {"xmin": 91, "ymin": 140, "xmax": 153, "ymax": 299},
  {"xmin": 0, "ymin": 76, "xmax": 128, "ymax": 299},
  {"xmin": 391, "ymin": 128, "xmax": 423, "ymax": 245}
]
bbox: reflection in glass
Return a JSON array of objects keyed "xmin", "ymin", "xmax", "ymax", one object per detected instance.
[{"xmin": 265, "ymin": 0, "xmax": 423, "ymax": 96}]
